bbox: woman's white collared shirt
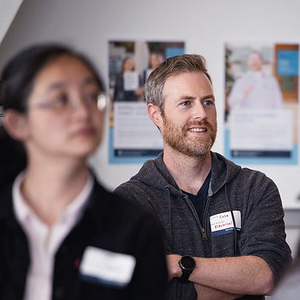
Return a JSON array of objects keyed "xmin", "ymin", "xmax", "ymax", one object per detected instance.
[{"xmin": 12, "ymin": 171, "xmax": 93, "ymax": 300}]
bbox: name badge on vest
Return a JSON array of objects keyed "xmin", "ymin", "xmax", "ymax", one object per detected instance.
[
  {"xmin": 79, "ymin": 246, "xmax": 136, "ymax": 288},
  {"xmin": 210, "ymin": 210, "xmax": 241, "ymax": 236}
]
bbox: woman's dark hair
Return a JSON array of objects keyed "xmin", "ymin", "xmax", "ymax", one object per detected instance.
[
  {"xmin": 0, "ymin": 126, "xmax": 26, "ymax": 190},
  {"xmin": 0, "ymin": 43, "xmax": 105, "ymax": 113},
  {"xmin": 0, "ymin": 43, "xmax": 105, "ymax": 187}
]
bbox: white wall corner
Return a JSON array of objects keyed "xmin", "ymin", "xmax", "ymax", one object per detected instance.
[{"xmin": 0, "ymin": 0, "xmax": 23, "ymax": 44}]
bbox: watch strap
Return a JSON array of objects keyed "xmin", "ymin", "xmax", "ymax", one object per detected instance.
[{"xmin": 180, "ymin": 269, "xmax": 192, "ymax": 281}]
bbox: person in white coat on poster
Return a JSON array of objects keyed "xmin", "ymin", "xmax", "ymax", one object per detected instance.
[{"xmin": 228, "ymin": 51, "xmax": 283, "ymax": 110}]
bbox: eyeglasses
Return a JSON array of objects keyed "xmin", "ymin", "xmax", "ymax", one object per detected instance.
[{"xmin": 29, "ymin": 92, "xmax": 107, "ymax": 113}]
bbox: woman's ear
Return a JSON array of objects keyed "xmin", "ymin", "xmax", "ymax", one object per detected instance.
[
  {"xmin": 147, "ymin": 103, "xmax": 163, "ymax": 129},
  {"xmin": 3, "ymin": 110, "xmax": 29, "ymax": 141}
]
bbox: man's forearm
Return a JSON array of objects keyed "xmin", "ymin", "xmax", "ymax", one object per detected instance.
[
  {"xmin": 194, "ymin": 283, "xmax": 242, "ymax": 300},
  {"xmin": 167, "ymin": 254, "xmax": 274, "ymax": 296},
  {"xmin": 190, "ymin": 255, "xmax": 273, "ymax": 295}
]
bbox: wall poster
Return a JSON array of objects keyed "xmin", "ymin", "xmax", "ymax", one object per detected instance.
[
  {"xmin": 225, "ymin": 42, "xmax": 299, "ymax": 165},
  {"xmin": 109, "ymin": 40, "xmax": 185, "ymax": 163}
]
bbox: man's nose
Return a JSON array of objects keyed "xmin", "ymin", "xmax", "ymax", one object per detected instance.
[{"xmin": 193, "ymin": 102, "xmax": 207, "ymax": 120}]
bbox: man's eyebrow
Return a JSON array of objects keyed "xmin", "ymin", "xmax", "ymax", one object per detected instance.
[
  {"xmin": 176, "ymin": 95, "xmax": 196, "ymax": 101},
  {"xmin": 176, "ymin": 94, "xmax": 215, "ymax": 102},
  {"xmin": 202, "ymin": 94, "xmax": 215, "ymax": 101}
]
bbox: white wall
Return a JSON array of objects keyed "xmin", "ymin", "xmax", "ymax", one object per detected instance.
[
  {"xmin": 1, "ymin": 0, "xmax": 299, "ymax": 189},
  {"xmin": 0, "ymin": 0, "xmax": 23, "ymax": 44},
  {"xmin": 1, "ymin": 0, "xmax": 300, "ymax": 254}
]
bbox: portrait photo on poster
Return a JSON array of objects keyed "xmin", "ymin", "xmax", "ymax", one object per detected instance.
[
  {"xmin": 108, "ymin": 40, "xmax": 185, "ymax": 164},
  {"xmin": 224, "ymin": 41, "xmax": 299, "ymax": 166}
]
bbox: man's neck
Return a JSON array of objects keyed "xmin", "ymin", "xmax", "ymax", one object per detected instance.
[{"xmin": 163, "ymin": 148, "xmax": 212, "ymax": 195}]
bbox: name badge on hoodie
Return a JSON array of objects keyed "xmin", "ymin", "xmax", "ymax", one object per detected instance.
[
  {"xmin": 79, "ymin": 246, "xmax": 136, "ymax": 288},
  {"xmin": 210, "ymin": 210, "xmax": 241, "ymax": 236}
]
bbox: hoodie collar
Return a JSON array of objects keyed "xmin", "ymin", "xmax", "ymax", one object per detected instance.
[
  {"xmin": 210, "ymin": 152, "xmax": 241, "ymax": 195},
  {"xmin": 134, "ymin": 151, "xmax": 241, "ymax": 197}
]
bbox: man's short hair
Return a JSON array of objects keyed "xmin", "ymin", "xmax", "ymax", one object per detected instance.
[{"xmin": 145, "ymin": 54, "xmax": 211, "ymax": 112}]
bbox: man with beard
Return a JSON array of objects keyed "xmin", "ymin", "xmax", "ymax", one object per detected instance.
[{"xmin": 114, "ymin": 54, "xmax": 291, "ymax": 300}]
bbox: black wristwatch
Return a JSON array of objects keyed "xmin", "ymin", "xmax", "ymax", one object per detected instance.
[{"xmin": 178, "ymin": 255, "xmax": 196, "ymax": 281}]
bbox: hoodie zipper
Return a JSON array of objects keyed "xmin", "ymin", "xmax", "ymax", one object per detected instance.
[
  {"xmin": 200, "ymin": 226, "xmax": 207, "ymax": 240},
  {"xmin": 202, "ymin": 196, "xmax": 212, "ymax": 257},
  {"xmin": 184, "ymin": 195, "xmax": 211, "ymax": 257}
]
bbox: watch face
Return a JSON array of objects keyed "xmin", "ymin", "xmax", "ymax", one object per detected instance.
[{"xmin": 181, "ymin": 256, "xmax": 196, "ymax": 271}]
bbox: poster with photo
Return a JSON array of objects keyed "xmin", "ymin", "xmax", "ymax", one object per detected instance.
[
  {"xmin": 109, "ymin": 40, "xmax": 185, "ymax": 163},
  {"xmin": 224, "ymin": 42, "xmax": 299, "ymax": 165}
]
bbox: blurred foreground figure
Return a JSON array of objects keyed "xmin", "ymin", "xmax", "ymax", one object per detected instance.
[{"xmin": 0, "ymin": 43, "xmax": 167, "ymax": 300}]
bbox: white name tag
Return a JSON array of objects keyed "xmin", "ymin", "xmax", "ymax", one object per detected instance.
[
  {"xmin": 80, "ymin": 246, "xmax": 136, "ymax": 288},
  {"xmin": 210, "ymin": 211, "xmax": 241, "ymax": 236}
]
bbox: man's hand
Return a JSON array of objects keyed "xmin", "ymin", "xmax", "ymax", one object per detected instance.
[{"xmin": 166, "ymin": 254, "xmax": 182, "ymax": 281}]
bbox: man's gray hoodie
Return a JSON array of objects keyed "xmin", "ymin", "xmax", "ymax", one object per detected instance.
[{"xmin": 115, "ymin": 151, "xmax": 292, "ymax": 300}]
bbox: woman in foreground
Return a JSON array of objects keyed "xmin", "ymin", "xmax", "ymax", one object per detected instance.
[{"xmin": 0, "ymin": 43, "xmax": 167, "ymax": 300}]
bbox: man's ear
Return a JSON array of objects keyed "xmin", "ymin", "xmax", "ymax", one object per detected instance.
[
  {"xmin": 147, "ymin": 103, "xmax": 163, "ymax": 129},
  {"xmin": 2, "ymin": 109, "xmax": 29, "ymax": 141}
]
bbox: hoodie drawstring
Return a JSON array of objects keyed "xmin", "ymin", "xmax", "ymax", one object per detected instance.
[
  {"xmin": 225, "ymin": 184, "xmax": 238, "ymax": 256},
  {"xmin": 166, "ymin": 185, "xmax": 174, "ymax": 251}
]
